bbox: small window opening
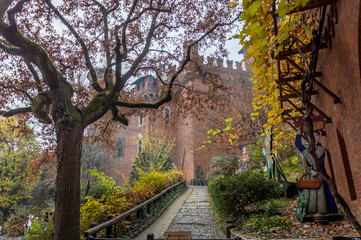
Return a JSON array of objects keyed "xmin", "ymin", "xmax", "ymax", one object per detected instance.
[
  {"xmin": 139, "ymin": 115, "xmax": 143, "ymax": 126},
  {"xmin": 164, "ymin": 107, "xmax": 170, "ymax": 119},
  {"xmin": 115, "ymin": 137, "xmax": 124, "ymax": 157}
]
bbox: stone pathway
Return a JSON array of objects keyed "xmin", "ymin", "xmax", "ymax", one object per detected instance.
[
  {"xmin": 166, "ymin": 186, "xmax": 225, "ymax": 239},
  {"xmin": 136, "ymin": 186, "xmax": 225, "ymax": 239}
]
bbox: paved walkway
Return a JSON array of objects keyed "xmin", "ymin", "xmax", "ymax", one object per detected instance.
[
  {"xmin": 136, "ymin": 186, "xmax": 193, "ymax": 239},
  {"xmin": 136, "ymin": 186, "xmax": 225, "ymax": 239}
]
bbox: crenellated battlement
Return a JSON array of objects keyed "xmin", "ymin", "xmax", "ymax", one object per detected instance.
[{"xmin": 204, "ymin": 55, "xmax": 245, "ymax": 71}]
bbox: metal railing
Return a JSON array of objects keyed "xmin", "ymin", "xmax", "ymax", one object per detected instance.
[
  {"xmin": 89, "ymin": 232, "xmax": 244, "ymax": 240},
  {"xmin": 84, "ymin": 181, "xmax": 186, "ymax": 239},
  {"xmin": 190, "ymin": 179, "xmax": 207, "ymax": 186}
]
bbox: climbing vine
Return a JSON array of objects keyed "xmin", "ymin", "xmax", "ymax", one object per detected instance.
[{"xmin": 231, "ymin": 0, "xmax": 312, "ymax": 151}]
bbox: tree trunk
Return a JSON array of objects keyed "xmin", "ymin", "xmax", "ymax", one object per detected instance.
[{"xmin": 54, "ymin": 120, "xmax": 83, "ymax": 240}]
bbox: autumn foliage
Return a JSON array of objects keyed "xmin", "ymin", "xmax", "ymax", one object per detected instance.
[{"xmin": 80, "ymin": 169, "xmax": 185, "ymax": 234}]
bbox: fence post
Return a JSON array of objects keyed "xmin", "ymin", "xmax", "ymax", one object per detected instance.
[
  {"xmin": 90, "ymin": 222, "xmax": 98, "ymax": 238},
  {"xmin": 106, "ymin": 216, "xmax": 113, "ymax": 238},
  {"xmin": 226, "ymin": 225, "xmax": 231, "ymax": 238},
  {"xmin": 226, "ymin": 219, "xmax": 234, "ymax": 238},
  {"xmin": 147, "ymin": 232, "xmax": 154, "ymax": 240},
  {"xmin": 235, "ymin": 235, "xmax": 243, "ymax": 240}
]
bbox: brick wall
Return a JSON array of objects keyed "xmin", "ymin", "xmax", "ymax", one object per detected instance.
[
  {"xmin": 316, "ymin": 0, "xmax": 361, "ymax": 223},
  {"xmin": 106, "ymin": 57, "xmax": 252, "ymax": 185}
]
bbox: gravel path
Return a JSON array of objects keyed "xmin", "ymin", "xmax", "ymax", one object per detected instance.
[{"xmin": 166, "ymin": 186, "xmax": 225, "ymax": 239}]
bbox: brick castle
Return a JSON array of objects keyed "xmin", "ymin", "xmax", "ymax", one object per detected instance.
[{"xmin": 107, "ymin": 50, "xmax": 253, "ymax": 184}]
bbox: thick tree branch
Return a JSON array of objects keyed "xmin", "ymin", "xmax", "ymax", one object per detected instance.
[
  {"xmin": 25, "ymin": 60, "xmax": 43, "ymax": 92},
  {"xmin": 31, "ymin": 91, "xmax": 52, "ymax": 124},
  {"xmin": 45, "ymin": 0, "xmax": 103, "ymax": 92},
  {"xmin": 113, "ymin": 91, "xmax": 171, "ymax": 109},
  {"xmin": 94, "ymin": 0, "xmax": 113, "ymax": 89},
  {"xmin": 120, "ymin": 0, "xmax": 139, "ymax": 56},
  {"xmin": 113, "ymin": 13, "xmax": 159, "ymax": 95},
  {"xmin": 7, "ymin": 0, "xmax": 28, "ymax": 29},
  {"xmin": 0, "ymin": 9, "xmax": 62, "ymax": 90},
  {"xmin": 0, "ymin": 0, "xmax": 13, "ymax": 18},
  {"xmin": 0, "ymin": 106, "xmax": 32, "ymax": 117},
  {"xmin": 0, "ymin": 41, "xmax": 24, "ymax": 56},
  {"xmin": 110, "ymin": 106, "xmax": 128, "ymax": 126}
]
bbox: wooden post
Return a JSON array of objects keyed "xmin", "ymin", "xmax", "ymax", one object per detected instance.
[
  {"xmin": 147, "ymin": 232, "xmax": 154, "ymax": 240},
  {"xmin": 106, "ymin": 216, "xmax": 112, "ymax": 238},
  {"xmin": 235, "ymin": 235, "xmax": 243, "ymax": 240},
  {"xmin": 226, "ymin": 225, "xmax": 231, "ymax": 238},
  {"xmin": 90, "ymin": 222, "xmax": 98, "ymax": 238}
]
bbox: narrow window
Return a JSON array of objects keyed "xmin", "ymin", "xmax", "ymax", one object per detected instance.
[
  {"xmin": 139, "ymin": 114, "xmax": 143, "ymax": 126},
  {"xmin": 337, "ymin": 130, "xmax": 357, "ymax": 201},
  {"xmin": 138, "ymin": 139, "xmax": 142, "ymax": 153},
  {"xmin": 115, "ymin": 137, "xmax": 124, "ymax": 157},
  {"xmin": 164, "ymin": 107, "xmax": 170, "ymax": 119}
]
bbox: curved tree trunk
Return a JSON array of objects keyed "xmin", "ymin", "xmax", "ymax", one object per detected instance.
[{"xmin": 54, "ymin": 120, "xmax": 83, "ymax": 240}]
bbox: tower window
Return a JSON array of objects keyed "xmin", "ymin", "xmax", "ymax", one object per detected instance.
[
  {"xmin": 115, "ymin": 137, "xmax": 125, "ymax": 157},
  {"xmin": 164, "ymin": 107, "xmax": 170, "ymax": 119},
  {"xmin": 139, "ymin": 114, "xmax": 143, "ymax": 126}
]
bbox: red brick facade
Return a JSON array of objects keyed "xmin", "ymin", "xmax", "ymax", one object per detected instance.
[
  {"xmin": 108, "ymin": 58, "xmax": 251, "ymax": 184},
  {"xmin": 315, "ymin": 0, "xmax": 361, "ymax": 224}
]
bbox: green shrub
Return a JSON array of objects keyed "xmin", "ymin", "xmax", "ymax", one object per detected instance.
[
  {"xmin": 208, "ymin": 172, "xmax": 280, "ymax": 219},
  {"xmin": 2, "ymin": 208, "xmax": 28, "ymax": 237},
  {"xmin": 26, "ymin": 219, "xmax": 54, "ymax": 240},
  {"xmin": 129, "ymin": 131, "xmax": 175, "ymax": 183},
  {"xmin": 208, "ymin": 156, "xmax": 239, "ymax": 177},
  {"xmin": 81, "ymin": 180, "xmax": 107, "ymax": 200},
  {"xmin": 259, "ymin": 198, "xmax": 289, "ymax": 217},
  {"xmin": 242, "ymin": 215, "xmax": 292, "ymax": 234}
]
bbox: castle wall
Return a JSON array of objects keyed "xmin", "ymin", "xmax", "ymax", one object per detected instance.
[
  {"xmin": 106, "ymin": 51, "xmax": 252, "ymax": 184},
  {"xmin": 316, "ymin": 0, "xmax": 361, "ymax": 223}
]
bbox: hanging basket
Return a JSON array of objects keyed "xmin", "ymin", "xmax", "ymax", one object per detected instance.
[{"xmin": 297, "ymin": 172, "xmax": 322, "ymax": 189}]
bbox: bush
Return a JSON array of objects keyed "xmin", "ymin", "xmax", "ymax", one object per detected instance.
[
  {"xmin": 81, "ymin": 180, "xmax": 107, "ymax": 200},
  {"xmin": 80, "ymin": 169, "xmax": 185, "ymax": 234},
  {"xmin": 2, "ymin": 208, "xmax": 28, "ymax": 237},
  {"xmin": 26, "ymin": 219, "xmax": 54, "ymax": 240},
  {"xmin": 242, "ymin": 215, "xmax": 292, "ymax": 234},
  {"xmin": 208, "ymin": 172, "xmax": 280, "ymax": 219},
  {"xmin": 258, "ymin": 198, "xmax": 289, "ymax": 217},
  {"xmin": 129, "ymin": 131, "xmax": 175, "ymax": 183}
]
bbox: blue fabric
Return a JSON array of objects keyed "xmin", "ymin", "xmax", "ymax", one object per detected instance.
[
  {"xmin": 323, "ymin": 180, "xmax": 338, "ymax": 213},
  {"xmin": 295, "ymin": 134, "xmax": 306, "ymax": 152}
]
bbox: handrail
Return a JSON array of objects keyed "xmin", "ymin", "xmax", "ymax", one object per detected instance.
[{"xmin": 84, "ymin": 180, "xmax": 186, "ymax": 238}]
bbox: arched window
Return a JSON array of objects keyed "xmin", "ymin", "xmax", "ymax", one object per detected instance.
[{"xmin": 115, "ymin": 137, "xmax": 125, "ymax": 157}]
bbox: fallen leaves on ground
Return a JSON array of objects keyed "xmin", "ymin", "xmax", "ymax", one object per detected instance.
[{"xmin": 232, "ymin": 198, "xmax": 360, "ymax": 239}]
